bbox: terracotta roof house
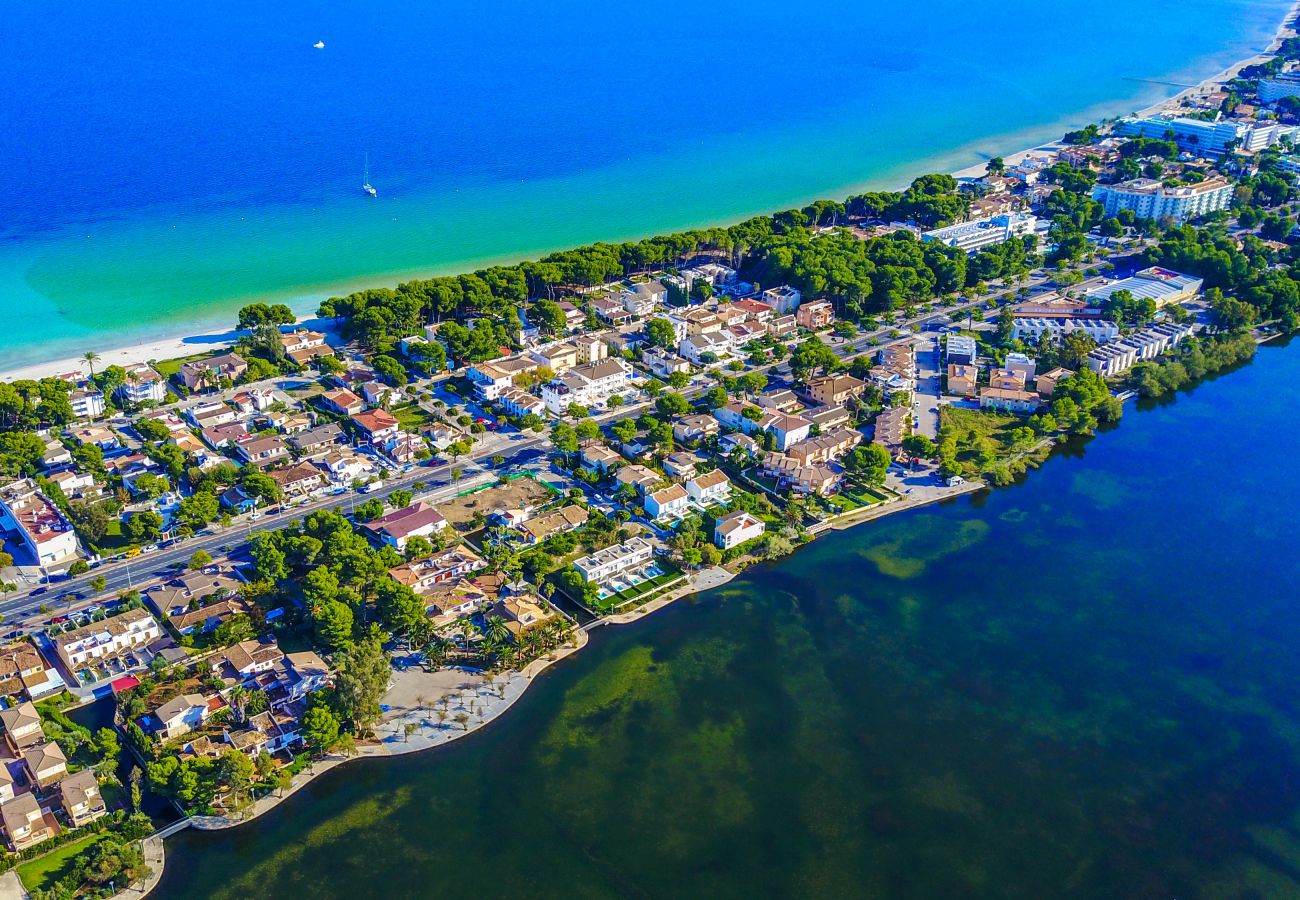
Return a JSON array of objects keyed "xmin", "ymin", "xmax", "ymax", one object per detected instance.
[
  {"xmin": 58, "ymin": 771, "xmax": 107, "ymax": 827},
  {"xmin": 23, "ymin": 741, "xmax": 68, "ymax": 788},
  {"xmin": 0, "ymin": 644, "xmax": 54, "ymax": 701},
  {"xmin": 178, "ymin": 353, "xmax": 248, "ymax": 392},
  {"xmin": 350, "ymin": 409, "xmax": 400, "ymax": 442},
  {"xmin": 0, "ymin": 702, "xmax": 44, "ymax": 754},
  {"xmin": 365, "ymin": 502, "xmax": 449, "ymax": 551},
  {"xmin": 268, "ymin": 461, "xmax": 326, "ymax": 497},
  {"xmin": 491, "ymin": 595, "xmax": 557, "ymax": 638},
  {"xmin": 517, "ymin": 505, "xmax": 589, "ymax": 544},
  {"xmin": 388, "ymin": 546, "xmax": 486, "ymax": 594},
  {"xmin": 320, "ymin": 388, "xmax": 364, "ymax": 416},
  {"xmin": 1, "ymin": 793, "xmax": 56, "ymax": 850}
]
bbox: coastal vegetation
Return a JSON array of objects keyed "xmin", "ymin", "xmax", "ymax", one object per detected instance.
[
  {"xmin": 4, "ymin": 13, "xmax": 1300, "ymax": 893},
  {"xmin": 1128, "ymin": 332, "xmax": 1260, "ymax": 398},
  {"xmin": 939, "ymin": 369, "xmax": 1121, "ymax": 486}
]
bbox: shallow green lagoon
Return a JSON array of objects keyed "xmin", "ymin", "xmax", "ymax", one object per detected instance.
[{"xmin": 157, "ymin": 342, "xmax": 1300, "ymax": 899}]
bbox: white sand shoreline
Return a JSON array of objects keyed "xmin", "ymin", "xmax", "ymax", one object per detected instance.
[
  {"xmin": 6, "ymin": 5, "xmax": 1297, "ymax": 390},
  {"xmin": 949, "ymin": 1, "xmax": 1300, "ymax": 182}
]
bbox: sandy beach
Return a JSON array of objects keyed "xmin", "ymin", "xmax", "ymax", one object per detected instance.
[
  {"xmin": 0, "ymin": 317, "xmax": 346, "ymax": 384},
  {"xmin": 1, "ymin": 333, "xmax": 239, "ymax": 383},
  {"xmin": 950, "ymin": 1, "xmax": 1300, "ymax": 182},
  {"xmin": 4, "ymin": 8, "xmax": 1295, "ymax": 387}
]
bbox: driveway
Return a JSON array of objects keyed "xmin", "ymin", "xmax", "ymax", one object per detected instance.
[{"xmin": 912, "ymin": 334, "xmax": 942, "ymax": 440}]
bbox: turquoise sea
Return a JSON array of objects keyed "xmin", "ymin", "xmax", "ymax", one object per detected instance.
[
  {"xmin": 0, "ymin": 0, "xmax": 1293, "ymax": 369},
  {"xmin": 154, "ymin": 340, "xmax": 1300, "ymax": 898}
]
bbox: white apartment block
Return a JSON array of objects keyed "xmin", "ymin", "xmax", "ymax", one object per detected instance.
[
  {"xmin": 921, "ymin": 212, "xmax": 1037, "ymax": 253},
  {"xmin": 1115, "ymin": 115, "xmax": 1296, "ymax": 154},
  {"xmin": 51, "ymin": 608, "xmax": 162, "ymax": 673},
  {"xmin": 116, "ymin": 364, "xmax": 168, "ymax": 405},
  {"xmin": 68, "ymin": 388, "xmax": 105, "ymax": 421},
  {"xmin": 1011, "ymin": 317, "xmax": 1121, "ymax": 344},
  {"xmin": 1086, "ymin": 322, "xmax": 1195, "ymax": 377},
  {"xmin": 760, "ymin": 285, "xmax": 802, "ymax": 314},
  {"xmin": 616, "ymin": 282, "xmax": 666, "ymax": 316},
  {"xmin": 1259, "ymin": 75, "xmax": 1300, "ymax": 104},
  {"xmin": 572, "ymin": 537, "xmax": 656, "ymax": 584},
  {"xmin": 0, "ymin": 480, "xmax": 80, "ymax": 567},
  {"xmin": 642, "ymin": 348, "xmax": 692, "ymax": 378},
  {"xmin": 497, "ymin": 387, "xmax": 545, "ymax": 419},
  {"xmin": 1091, "ymin": 178, "xmax": 1233, "ymax": 223},
  {"xmin": 541, "ymin": 359, "xmax": 634, "ymax": 415},
  {"xmin": 466, "ymin": 356, "xmax": 541, "ymax": 401},
  {"xmin": 678, "ymin": 331, "xmax": 733, "ymax": 365}
]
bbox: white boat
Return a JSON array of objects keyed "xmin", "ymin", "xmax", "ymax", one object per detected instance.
[
  {"xmin": 314, "ymin": 40, "xmax": 325, "ymax": 49},
  {"xmin": 363, "ymin": 153, "xmax": 377, "ymax": 197}
]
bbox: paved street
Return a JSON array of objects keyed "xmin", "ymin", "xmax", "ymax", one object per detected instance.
[
  {"xmin": 0, "ymin": 433, "xmax": 548, "ymax": 626},
  {"xmin": 1, "ymin": 265, "xmax": 1075, "ymax": 624},
  {"xmin": 912, "ymin": 334, "xmax": 942, "ymax": 440}
]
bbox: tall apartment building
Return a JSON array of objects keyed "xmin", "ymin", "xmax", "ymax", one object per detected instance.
[{"xmin": 1090, "ymin": 178, "xmax": 1233, "ymax": 223}]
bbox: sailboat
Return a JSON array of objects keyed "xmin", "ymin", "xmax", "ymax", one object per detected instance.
[{"xmin": 362, "ymin": 153, "xmax": 377, "ymax": 197}]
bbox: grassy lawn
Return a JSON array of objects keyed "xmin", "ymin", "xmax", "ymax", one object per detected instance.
[
  {"xmin": 590, "ymin": 567, "xmax": 685, "ymax": 613},
  {"xmin": 392, "ymin": 402, "xmax": 435, "ymax": 431},
  {"xmin": 939, "ymin": 405, "xmax": 1019, "ymax": 442},
  {"xmin": 153, "ymin": 351, "xmax": 214, "ymax": 379},
  {"xmin": 823, "ymin": 493, "xmax": 865, "ymax": 513},
  {"xmin": 822, "ymin": 481, "xmax": 890, "ymax": 514},
  {"xmin": 94, "ymin": 519, "xmax": 132, "ymax": 555},
  {"xmin": 18, "ymin": 832, "xmax": 107, "ymax": 893}
]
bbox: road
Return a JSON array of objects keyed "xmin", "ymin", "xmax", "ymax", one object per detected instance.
[
  {"xmin": 911, "ymin": 334, "xmax": 942, "ymax": 439},
  {"xmin": 4, "ymin": 263, "xmax": 1090, "ymax": 621},
  {"xmin": 3, "ymin": 433, "xmax": 549, "ymax": 624}
]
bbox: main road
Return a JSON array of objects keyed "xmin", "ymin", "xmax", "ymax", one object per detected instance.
[
  {"xmin": 2, "ymin": 433, "xmax": 550, "ymax": 626},
  {"xmin": 4, "ymin": 262, "xmax": 1081, "ymax": 625}
]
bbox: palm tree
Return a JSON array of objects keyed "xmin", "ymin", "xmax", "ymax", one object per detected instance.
[
  {"xmin": 457, "ymin": 617, "xmax": 475, "ymax": 648},
  {"xmin": 228, "ymin": 685, "xmax": 249, "ymax": 725},
  {"xmin": 82, "ymin": 351, "xmax": 101, "ymax": 379},
  {"xmin": 484, "ymin": 615, "xmax": 510, "ymax": 644}
]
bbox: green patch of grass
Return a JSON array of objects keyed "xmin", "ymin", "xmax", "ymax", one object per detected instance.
[
  {"xmin": 94, "ymin": 519, "xmax": 131, "ymax": 554},
  {"xmin": 939, "ymin": 405, "xmax": 1018, "ymax": 442},
  {"xmin": 18, "ymin": 832, "xmax": 107, "ymax": 893},
  {"xmin": 153, "ymin": 351, "xmax": 214, "ymax": 379},
  {"xmin": 392, "ymin": 402, "xmax": 435, "ymax": 431},
  {"xmin": 823, "ymin": 493, "xmax": 864, "ymax": 513},
  {"xmin": 607, "ymin": 568, "xmax": 684, "ymax": 606}
]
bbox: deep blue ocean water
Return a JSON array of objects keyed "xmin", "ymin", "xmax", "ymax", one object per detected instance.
[{"xmin": 0, "ymin": 0, "xmax": 1292, "ymax": 367}]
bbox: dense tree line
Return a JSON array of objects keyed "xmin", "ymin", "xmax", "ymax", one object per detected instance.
[
  {"xmin": 1142, "ymin": 226, "xmax": 1300, "ymax": 330},
  {"xmin": 314, "ymin": 175, "xmax": 985, "ymax": 356}
]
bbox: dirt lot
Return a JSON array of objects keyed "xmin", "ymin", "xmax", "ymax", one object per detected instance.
[{"xmin": 438, "ymin": 477, "xmax": 556, "ymax": 528}]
